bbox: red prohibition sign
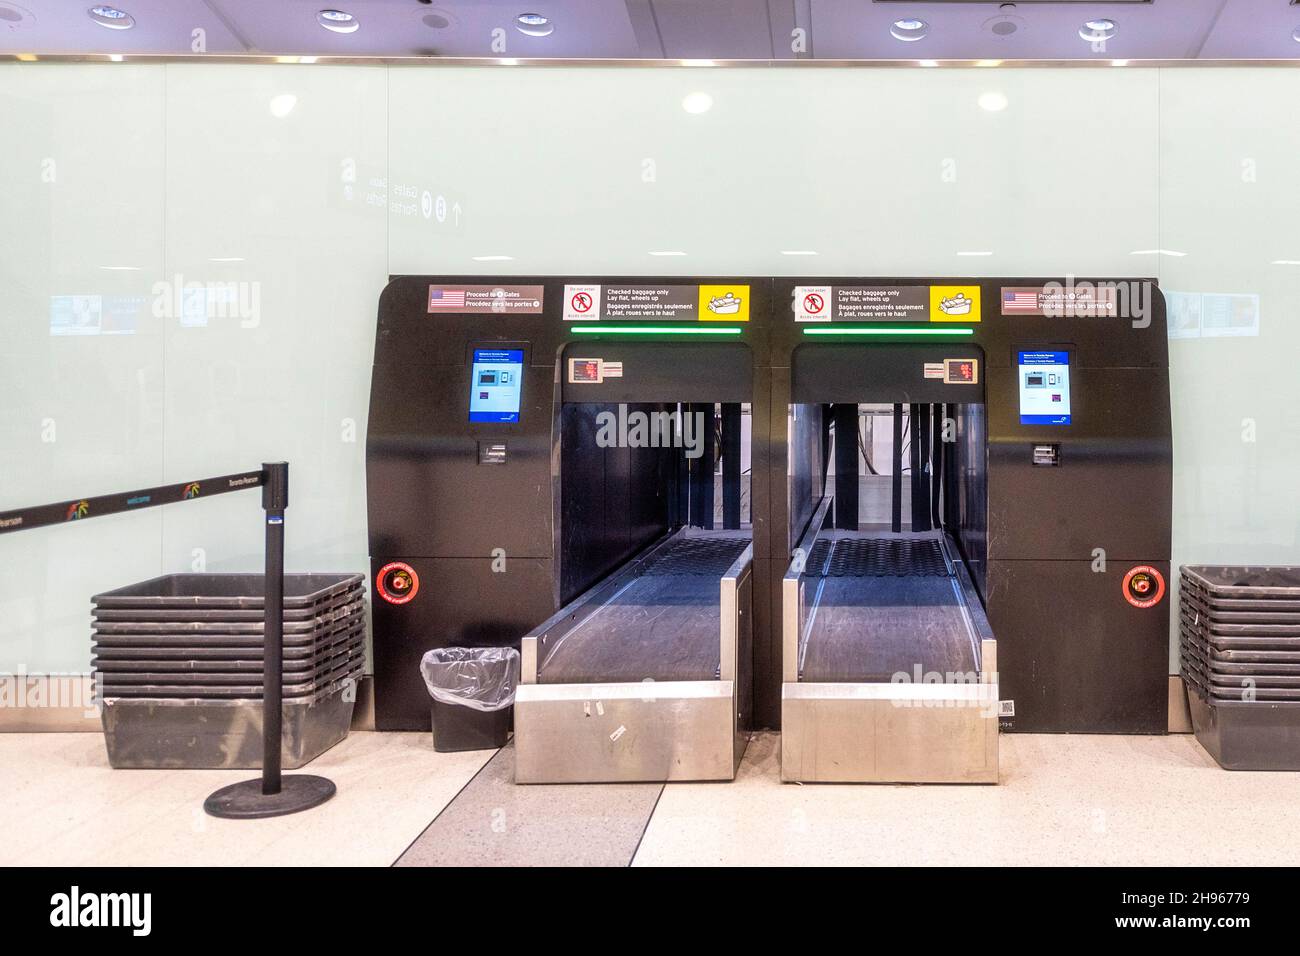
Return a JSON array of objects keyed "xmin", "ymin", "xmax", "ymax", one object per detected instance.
[
  {"xmin": 804, "ymin": 293, "xmax": 825, "ymax": 315},
  {"xmin": 571, "ymin": 292, "xmax": 593, "ymax": 313}
]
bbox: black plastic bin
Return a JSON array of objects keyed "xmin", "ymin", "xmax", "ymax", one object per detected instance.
[
  {"xmin": 93, "ymin": 572, "xmax": 364, "ymax": 609},
  {"xmin": 420, "ymin": 647, "xmax": 519, "ymax": 753},
  {"xmin": 430, "ymin": 698, "xmax": 511, "ymax": 752},
  {"xmin": 1179, "ymin": 565, "xmax": 1300, "ymax": 770},
  {"xmin": 91, "ymin": 572, "xmax": 366, "ymax": 769}
]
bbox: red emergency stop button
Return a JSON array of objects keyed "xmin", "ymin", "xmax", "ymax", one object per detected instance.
[
  {"xmin": 1123, "ymin": 565, "xmax": 1165, "ymax": 609},
  {"xmin": 378, "ymin": 562, "xmax": 420, "ymax": 605}
]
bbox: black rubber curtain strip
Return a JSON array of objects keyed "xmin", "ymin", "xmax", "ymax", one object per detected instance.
[
  {"xmin": 721, "ymin": 402, "xmax": 742, "ymax": 530},
  {"xmin": 891, "ymin": 403, "xmax": 903, "ymax": 534},
  {"xmin": 833, "ymin": 403, "xmax": 859, "ymax": 531}
]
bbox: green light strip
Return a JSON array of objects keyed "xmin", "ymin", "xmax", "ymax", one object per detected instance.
[
  {"xmin": 802, "ymin": 326, "xmax": 975, "ymax": 336},
  {"xmin": 571, "ymin": 325, "xmax": 744, "ymax": 335}
]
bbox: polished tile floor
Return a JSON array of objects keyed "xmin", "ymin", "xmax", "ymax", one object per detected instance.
[
  {"xmin": 0, "ymin": 731, "xmax": 491, "ymax": 867},
  {"xmin": 3, "ymin": 730, "xmax": 1298, "ymax": 866}
]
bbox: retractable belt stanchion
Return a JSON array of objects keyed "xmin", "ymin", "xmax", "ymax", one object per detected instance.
[
  {"xmin": 0, "ymin": 461, "xmax": 341, "ymax": 816},
  {"xmin": 204, "ymin": 463, "xmax": 337, "ymax": 819}
]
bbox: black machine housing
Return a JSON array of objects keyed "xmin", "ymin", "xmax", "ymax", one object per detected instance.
[
  {"xmin": 366, "ymin": 276, "xmax": 772, "ymax": 730},
  {"xmin": 366, "ymin": 275, "xmax": 1172, "ymax": 734},
  {"xmin": 767, "ymin": 277, "xmax": 1172, "ymax": 733}
]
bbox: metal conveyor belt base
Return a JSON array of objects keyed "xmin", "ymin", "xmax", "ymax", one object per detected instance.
[
  {"xmin": 539, "ymin": 532, "xmax": 750, "ymax": 685},
  {"xmin": 799, "ymin": 533, "xmax": 980, "ymax": 683}
]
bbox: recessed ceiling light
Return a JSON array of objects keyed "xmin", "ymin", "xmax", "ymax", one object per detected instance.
[
  {"xmin": 978, "ymin": 91, "xmax": 1008, "ymax": 112},
  {"xmin": 975, "ymin": 60, "xmax": 1002, "ymax": 67},
  {"xmin": 1272, "ymin": 259, "xmax": 1300, "ymax": 265},
  {"xmin": 317, "ymin": 9, "xmax": 358, "ymax": 34},
  {"xmin": 917, "ymin": 60, "xmax": 939, "ymax": 68},
  {"xmin": 1130, "ymin": 249, "xmax": 1187, "ymax": 257},
  {"xmin": 88, "ymin": 6, "xmax": 134, "ymax": 30},
  {"xmin": 890, "ymin": 18, "xmax": 929, "ymax": 42},
  {"xmin": 649, "ymin": 251, "xmax": 687, "ymax": 257},
  {"xmin": 957, "ymin": 251, "xmax": 994, "ymax": 257},
  {"xmin": 515, "ymin": 13, "xmax": 553, "ymax": 37},
  {"xmin": 682, "ymin": 91, "xmax": 712, "ymax": 114},
  {"xmin": 1111, "ymin": 59, "xmax": 1129, "ymax": 67},
  {"xmin": 472, "ymin": 255, "xmax": 514, "ymax": 262},
  {"xmin": 1080, "ymin": 18, "xmax": 1117, "ymax": 42},
  {"xmin": 780, "ymin": 251, "xmax": 819, "ymax": 256}
]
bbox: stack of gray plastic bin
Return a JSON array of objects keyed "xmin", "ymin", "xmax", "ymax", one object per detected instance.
[
  {"xmin": 1180, "ymin": 565, "xmax": 1300, "ymax": 770},
  {"xmin": 92, "ymin": 573, "xmax": 365, "ymax": 769}
]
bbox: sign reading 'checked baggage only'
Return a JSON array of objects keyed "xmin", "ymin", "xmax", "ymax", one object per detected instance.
[
  {"xmin": 564, "ymin": 283, "xmax": 750, "ymax": 322},
  {"xmin": 793, "ymin": 284, "xmax": 981, "ymax": 323}
]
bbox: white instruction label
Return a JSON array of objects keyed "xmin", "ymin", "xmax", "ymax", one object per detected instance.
[
  {"xmin": 793, "ymin": 285, "xmax": 833, "ymax": 322},
  {"xmin": 564, "ymin": 284, "xmax": 601, "ymax": 321}
]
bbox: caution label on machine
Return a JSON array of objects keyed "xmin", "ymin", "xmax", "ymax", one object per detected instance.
[
  {"xmin": 792, "ymin": 285, "xmax": 982, "ymax": 323},
  {"xmin": 565, "ymin": 284, "xmax": 750, "ymax": 322}
]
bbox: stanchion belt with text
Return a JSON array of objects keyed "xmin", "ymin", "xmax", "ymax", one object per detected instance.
[
  {"xmin": 0, "ymin": 470, "xmax": 264, "ymax": 535},
  {"xmin": 1, "ymin": 463, "xmax": 337, "ymax": 819}
]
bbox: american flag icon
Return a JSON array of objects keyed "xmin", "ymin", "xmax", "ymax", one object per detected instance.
[
  {"xmin": 429, "ymin": 288, "xmax": 466, "ymax": 309},
  {"xmin": 1003, "ymin": 290, "xmax": 1039, "ymax": 313}
]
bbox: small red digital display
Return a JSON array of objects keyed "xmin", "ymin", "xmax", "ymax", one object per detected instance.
[
  {"xmin": 569, "ymin": 359, "xmax": 603, "ymax": 383},
  {"xmin": 946, "ymin": 359, "xmax": 977, "ymax": 383}
]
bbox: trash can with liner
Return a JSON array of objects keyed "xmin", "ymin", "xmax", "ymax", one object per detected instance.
[{"xmin": 420, "ymin": 646, "xmax": 519, "ymax": 752}]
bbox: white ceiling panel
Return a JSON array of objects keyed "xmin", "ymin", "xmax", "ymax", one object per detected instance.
[
  {"xmin": 2, "ymin": 0, "xmax": 1297, "ymax": 59},
  {"xmin": 209, "ymin": 0, "xmax": 640, "ymax": 58},
  {"xmin": 811, "ymin": 0, "xmax": 1230, "ymax": 61},
  {"xmin": 0, "ymin": 0, "xmax": 244, "ymax": 54}
]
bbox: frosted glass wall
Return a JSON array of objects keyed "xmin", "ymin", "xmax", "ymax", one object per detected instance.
[
  {"xmin": 0, "ymin": 63, "xmax": 387, "ymax": 674},
  {"xmin": 1158, "ymin": 72, "xmax": 1300, "ymax": 551},
  {"xmin": 1, "ymin": 62, "xmax": 1296, "ymax": 679},
  {"xmin": 0, "ymin": 65, "xmax": 166, "ymax": 673},
  {"xmin": 387, "ymin": 67, "xmax": 1159, "ymax": 276}
]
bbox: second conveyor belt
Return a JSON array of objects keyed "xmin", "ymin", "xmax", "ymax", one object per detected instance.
[
  {"xmin": 798, "ymin": 532, "xmax": 982, "ymax": 683},
  {"xmin": 538, "ymin": 531, "xmax": 750, "ymax": 684}
]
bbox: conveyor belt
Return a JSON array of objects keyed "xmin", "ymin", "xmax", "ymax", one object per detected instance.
[
  {"xmin": 800, "ymin": 533, "xmax": 980, "ymax": 683},
  {"xmin": 539, "ymin": 533, "xmax": 749, "ymax": 684}
]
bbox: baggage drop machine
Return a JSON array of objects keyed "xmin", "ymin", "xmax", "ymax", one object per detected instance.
[
  {"xmin": 366, "ymin": 276, "xmax": 771, "ymax": 783},
  {"xmin": 769, "ymin": 278, "xmax": 1172, "ymax": 783}
]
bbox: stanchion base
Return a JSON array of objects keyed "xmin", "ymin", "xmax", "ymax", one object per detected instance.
[{"xmin": 204, "ymin": 775, "xmax": 336, "ymax": 819}]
